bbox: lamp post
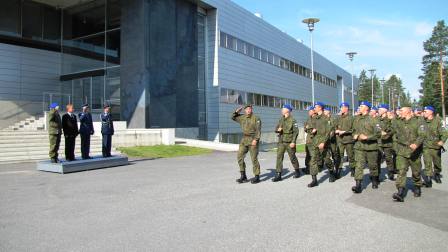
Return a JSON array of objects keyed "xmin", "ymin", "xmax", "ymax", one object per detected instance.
[
  {"xmin": 380, "ymin": 78, "xmax": 385, "ymax": 104},
  {"xmin": 368, "ymin": 69, "xmax": 376, "ymax": 105},
  {"xmin": 302, "ymin": 18, "xmax": 320, "ymax": 104},
  {"xmin": 346, "ymin": 52, "xmax": 357, "ymax": 115}
]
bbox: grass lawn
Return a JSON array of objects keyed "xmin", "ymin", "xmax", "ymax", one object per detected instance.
[
  {"xmin": 117, "ymin": 145, "xmax": 213, "ymax": 158},
  {"xmin": 268, "ymin": 144, "xmax": 306, "ymax": 153}
]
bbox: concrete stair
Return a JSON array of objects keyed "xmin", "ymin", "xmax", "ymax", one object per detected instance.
[
  {"xmin": 0, "ymin": 130, "xmax": 109, "ymax": 164},
  {"xmin": 7, "ymin": 116, "xmax": 46, "ymax": 131}
]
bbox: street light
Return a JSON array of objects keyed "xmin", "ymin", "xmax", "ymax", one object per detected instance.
[
  {"xmin": 302, "ymin": 18, "xmax": 320, "ymax": 104},
  {"xmin": 346, "ymin": 52, "xmax": 357, "ymax": 115},
  {"xmin": 380, "ymin": 78, "xmax": 385, "ymax": 104},
  {"xmin": 368, "ymin": 69, "xmax": 376, "ymax": 105}
]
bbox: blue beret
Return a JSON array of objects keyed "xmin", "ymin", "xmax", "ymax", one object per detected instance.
[
  {"xmin": 424, "ymin": 106, "xmax": 435, "ymax": 112},
  {"xmin": 340, "ymin": 102, "xmax": 350, "ymax": 107},
  {"xmin": 314, "ymin": 101, "xmax": 325, "ymax": 107},
  {"xmin": 282, "ymin": 104, "xmax": 293, "ymax": 111},
  {"xmin": 307, "ymin": 106, "xmax": 315, "ymax": 111},
  {"xmin": 371, "ymin": 106, "xmax": 378, "ymax": 111},
  {"xmin": 49, "ymin": 102, "xmax": 59, "ymax": 109},
  {"xmin": 414, "ymin": 107, "xmax": 422, "ymax": 112},
  {"xmin": 359, "ymin": 101, "xmax": 371, "ymax": 108},
  {"xmin": 378, "ymin": 104, "xmax": 389, "ymax": 110}
]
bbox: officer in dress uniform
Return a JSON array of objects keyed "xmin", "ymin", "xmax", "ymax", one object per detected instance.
[
  {"xmin": 101, "ymin": 103, "xmax": 114, "ymax": 158},
  {"xmin": 79, "ymin": 104, "xmax": 94, "ymax": 159}
]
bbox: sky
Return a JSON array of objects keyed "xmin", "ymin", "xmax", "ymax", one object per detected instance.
[{"xmin": 232, "ymin": 0, "xmax": 448, "ymax": 100}]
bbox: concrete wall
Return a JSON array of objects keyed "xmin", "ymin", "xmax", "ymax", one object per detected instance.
[
  {"xmin": 120, "ymin": 0, "xmax": 199, "ymax": 129},
  {"xmin": 0, "ymin": 43, "xmax": 61, "ymax": 129}
]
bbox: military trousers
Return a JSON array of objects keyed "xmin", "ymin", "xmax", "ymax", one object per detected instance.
[
  {"xmin": 305, "ymin": 143, "xmax": 312, "ymax": 169},
  {"xmin": 80, "ymin": 134, "xmax": 91, "ymax": 159},
  {"xmin": 237, "ymin": 140, "xmax": 260, "ymax": 176},
  {"xmin": 396, "ymin": 154, "xmax": 423, "ymax": 188},
  {"xmin": 354, "ymin": 149, "xmax": 379, "ymax": 181},
  {"xmin": 49, "ymin": 134, "xmax": 61, "ymax": 159},
  {"xmin": 102, "ymin": 134, "xmax": 112, "ymax": 157},
  {"xmin": 379, "ymin": 146, "xmax": 395, "ymax": 172},
  {"xmin": 276, "ymin": 142, "xmax": 300, "ymax": 173},
  {"xmin": 338, "ymin": 143, "xmax": 355, "ymax": 169},
  {"xmin": 310, "ymin": 145, "xmax": 330, "ymax": 176},
  {"xmin": 423, "ymin": 148, "xmax": 442, "ymax": 177},
  {"xmin": 324, "ymin": 141, "xmax": 340, "ymax": 171}
]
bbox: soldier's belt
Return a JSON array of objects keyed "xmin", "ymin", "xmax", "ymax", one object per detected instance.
[{"xmin": 243, "ymin": 134, "xmax": 255, "ymax": 137}]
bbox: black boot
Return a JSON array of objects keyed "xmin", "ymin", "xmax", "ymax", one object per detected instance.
[
  {"xmin": 388, "ymin": 171, "xmax": 395, "ymax": 181},
  {"xmin": 304, "ymin": 167, "xmax": 310, "ymax": 175},
  {"xmin": 434, "ymin": 173, "xmax": 442, "ymax": 184},
  {"xmin": 422, "ymin": 175, "xmax": 432, "ymax": 188},
  {"xmin": 414, "ymin": 186, "xmax": 421, "ymax": 197},
  {"xmin": 272, "ymin": 172, "xmax": 282, "ymax": 182},
  {"xmin": 350, "ymin": 167, "xmax": 355, "ymax": 177},
  {"xmin": 393, "ymin": 188, "xmax": 405, "ymax": 202},
  {"xmin": 351, "ymin": 180, "xmax": 362, "ymax": 193},
  {"xmin": 51, "ymin": 158, "xmax": 58, "ymax": 163},
  {"xmin": 251, "ymin": 175, "xmax": 260, "ymax": 184},
  {"xmin": 236, "ymin": 171, "xmax": 248, "ymax": 183},
  {"xmin": 308, "ymin": 175, "xmax": 318, "ymax": 187},
  {"xmin": 293, "ymin": 169, "xmax": 301, "ymax": 178},
  {"xmin": 334, "ymin": 168, "xmax": 341, "ymax": 179},
  {"xmin": 372, "ymin": 176, "xmax": 379, "ymax": 189},
  {"xmin": 329, "ymin": 170, "xmax": 336, "ymax": 183}
]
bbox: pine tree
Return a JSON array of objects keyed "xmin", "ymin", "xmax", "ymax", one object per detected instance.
[{"xmin": 419, "ymin": 20, "xmax": 448, "ymax": 115}]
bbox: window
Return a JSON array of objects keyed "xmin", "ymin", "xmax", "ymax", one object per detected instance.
[
  {"xmin": 261, "ymin": 49, "xmax": 267, "ymax": 62},
  {"xmin": 219, "ymin": 31, "xmax": 226, "ymax": 47},
  {"xmin": 247, "ymin": 43, "xmax": 254, "ymax": 57},
  {"xmin": 0, "ymin": 0, "xmax": 21, "ymax": 37},
  {"xmin": 22, "ymin": 1, "xmax": 43, "ymax": 40},
  {"xmin": 254, "ymin": 94, "xmax": 262, "ymax": 106},
  {"xmin": 220, "ymin": 88, "xmax": 228, "ymax": 103},
  {"xmin": 107, "ymin": 0, "xmax": 121, "ymax": 29},
  {"xmin": 268, "ymin": 53, "xmax": 274, "ymax": 64},
  {"xmin": 237, "ymin": 39, "xmax": 245, "ymax": 54},
  {"xmin": 254, "ymin": 47, "xmax": 261, "ymax": 60},
  {"xmin": 43, "ymin": 6, "xmax": 61, "ymax": 43}
]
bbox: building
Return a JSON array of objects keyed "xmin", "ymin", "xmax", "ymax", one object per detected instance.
[{"xmin": 0, "ymin": 0, "xmax": 358, "ymax": 143}]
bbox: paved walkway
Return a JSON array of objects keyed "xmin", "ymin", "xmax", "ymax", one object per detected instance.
[{"xmin": 1, "ymin": 151, "xmax": 447, "ymax": 251}]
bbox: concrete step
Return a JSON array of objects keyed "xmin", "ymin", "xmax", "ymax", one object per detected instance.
[
  {"xmin": 0, "ymin": 152, "xmax": 120, "ymax": 164},
  {"xmin": 0, "ymin": 140, "xmax": 102, "ymax": 149},
  {"xmin": 0, "ymin": 146, "xmax": 103, "ymax": 155}
]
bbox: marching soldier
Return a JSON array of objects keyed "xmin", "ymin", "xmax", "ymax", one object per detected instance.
[
  {"xmin": 335, "ymin": 102, "xmax": 355, "ymax": 177},
  {"xmin": 392, "ymin": 107, "xmax": 425, "ymax": 202},
  {"xmin": 47, "ymin": 103, "xmax": 62, "ymax": 163},
  {"xmin": 62, "ymin": 104, "xmax": 79, "ymax": 161},
  {"xmin": 369, "ymin": 106, "xmax": 378, "ymax": 118},
  {"xmin": 378, "ymin": 104, "xmax": 396, "ymax": 180},
  {"xmin": 79, "ymin": 104, "xmax": 94, "ymax": 159},
  {"xmin": 323, "ymin": 107, "xmax": 340, "ymax": 182},
  {"xmin": 422, "ymin": 106, "xmax": 447, "ymax": 186},
  {"xmin": 351, "ymin": 101, "xmax": 381, "ymax": 193},
  {"xmin": 307, "ymin": 102, "xmax": 331, "ymax": 188},
  {"xmin": 101, "ymin": 103, "xmax": 114, "ymax": 158},
  {"xmin": 304, "ymin": 106, "xmax": 316, "ymax": 174},
  {"xmin": 231, "ymin": 104, "xmax": 262, "ymax": 184},
  {"xmin": 272, "ymin": 104, "xmax": 301, "ymax": 182}
]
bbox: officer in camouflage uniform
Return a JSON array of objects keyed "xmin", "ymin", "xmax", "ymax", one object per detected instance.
[
  {"xmin": 323, "ymin": 107, "xmax": 340, "ymax": 182},
  {"xmin": 304, "ymin": 106, "xmax": 316, "ymax": 174},
  {"xmin": 335, "ymin": 102, "xmax": 355, "ymax": 177},
  {"xmin": 307, "ymin": 102, "xmax": 331, "ymax": 188},
  {"xmin": 272, "ymin": 104, "xmax": 301, "ymax": 182},
  {"xmin": 422, "ymin": 106, "xmax": 448, "ymax": 186},
  {"xmin": 392, "ymin": 107, "xmax": 425, "ymax": 202},
  {"xmin": 232, "ymin": 104, "xmax": 262, "ymax": 184},
  {"xmin": 351, "ymin": 101, "xmax": 381, "ymax": 193},
  {"xmin": 377, "ymin": 104, "xmax": 396, "ymax": 180},
  {"xmin": 47, "ymin": 102, "xmax": 62, "ymax": 163}
]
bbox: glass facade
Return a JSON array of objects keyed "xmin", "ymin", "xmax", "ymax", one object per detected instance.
[{"xmin": 197, "ymin": 13, "xmax": 207, "ymax": 139}]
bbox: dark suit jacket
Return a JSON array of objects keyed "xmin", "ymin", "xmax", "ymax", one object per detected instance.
[
  {"xmin": 101, "ymin": 113, "xmax": 114, "ymax": 135},
  {"xmin": 79, "ymin": 112, "xmax": 94, "ymax": 135},
  {"xmin": 62, "ymin": 113, "xmax": 79, "ymax": 136}
]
